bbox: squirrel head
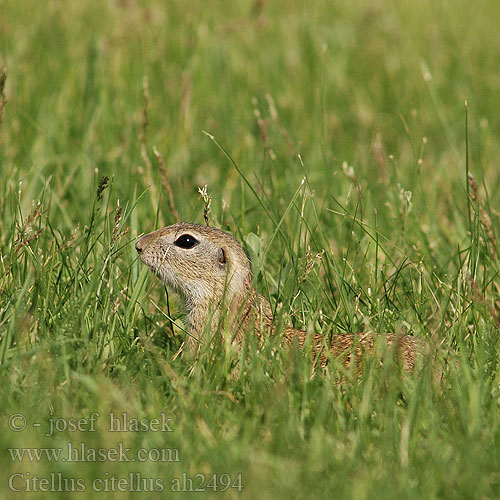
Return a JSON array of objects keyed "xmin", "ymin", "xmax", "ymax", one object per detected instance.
[{"xmin": 136, "ymin": 223, "xmax": 252, "ymax": 312}]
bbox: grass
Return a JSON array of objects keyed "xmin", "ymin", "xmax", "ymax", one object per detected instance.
[{"xmin": 1, "ymin": 0, "xmax": 500, "ymax": 498}]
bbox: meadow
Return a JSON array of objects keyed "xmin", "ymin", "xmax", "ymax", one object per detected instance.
[{"xmin": 1, "ymin": 0, "xmax": 500, "ymax": 498}]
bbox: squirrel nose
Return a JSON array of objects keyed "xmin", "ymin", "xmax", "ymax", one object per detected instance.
[{"xmin": 135, "ymin": 235, "xmax": 149, "ymax": 254}]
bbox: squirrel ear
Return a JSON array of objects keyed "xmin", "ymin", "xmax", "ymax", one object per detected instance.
[{"xmin": 218, "ymin": 247, "xmax": 227, "ymax": 268}]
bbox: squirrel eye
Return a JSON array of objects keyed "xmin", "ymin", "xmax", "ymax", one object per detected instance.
[{"xmin": 174, "ymin": 234, "xmax": 198, "ymax": 249}]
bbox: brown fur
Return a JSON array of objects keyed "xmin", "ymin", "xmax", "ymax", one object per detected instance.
[{"xmin": 136, "ymin": 223, "xmax": 423, "ymax": 370}]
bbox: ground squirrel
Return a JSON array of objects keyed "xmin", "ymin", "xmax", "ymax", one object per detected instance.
[{"xmin": 136, "ymin": 223, "xmax": 423, "ymax": 371}]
